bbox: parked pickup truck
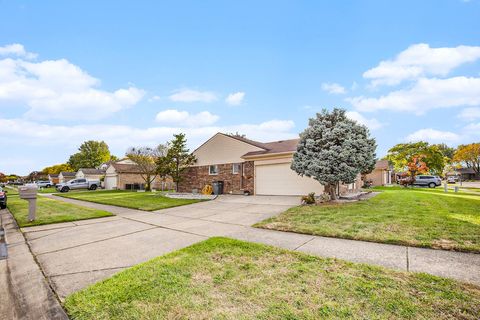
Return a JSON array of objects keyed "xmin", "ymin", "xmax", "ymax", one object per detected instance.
[{"xmin": 56, "ymin": 178, "xmax": 100, "ymax": 193}]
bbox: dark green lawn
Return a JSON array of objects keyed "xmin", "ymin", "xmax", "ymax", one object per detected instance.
[
  {"xmin": 7, "ymin": 194, "xmax": 113, "ymax": 227},
  {"xmin": 57, "ymin": 190, "xmax": 203, "ymax": 211},
  {"xmin": 255, "ymin": 186, "xmax": 480, "ymax": 252},
  {"xmin": 64, "ymin": 237, "xmax": 480, "ymax": 320}
]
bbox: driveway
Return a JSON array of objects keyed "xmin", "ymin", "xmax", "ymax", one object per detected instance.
[{"xmin": 18, "ymin": 194, "xmax": 480, "ymax": 302}]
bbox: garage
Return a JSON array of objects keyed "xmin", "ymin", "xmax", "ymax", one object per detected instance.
[
  {"xmin": 104, "ymin": 175, "xmax": 117, "ymax": 190},
  {"xmin": 255, "ymin": 162, "xmax": 324, "ymax": 196}
]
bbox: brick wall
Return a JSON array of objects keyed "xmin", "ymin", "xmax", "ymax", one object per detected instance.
[
  {"xmin": 117, "ymin": 173, "xmax": 174, "ymax": 190},
  {"xmin": 178, "ymin": 161, "xmax": 254, "ymax": 194}
]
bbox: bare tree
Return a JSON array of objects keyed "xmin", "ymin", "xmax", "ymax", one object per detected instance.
[{"xmin": 126, "ymin": 144, "xmax": 167, "ymax": 191}]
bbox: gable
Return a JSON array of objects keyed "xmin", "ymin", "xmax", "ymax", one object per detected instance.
[{"xmin": 193, "ymin": 133, "xmax": 265, "ymax": 166}]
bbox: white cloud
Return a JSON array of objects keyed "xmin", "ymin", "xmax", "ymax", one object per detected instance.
[
  {"xmin": 0, "ymin": 43, "xmax": 37, "ymax": 59},
  {"xmin": 348, "ymin": 76, "xmax": 480, "ymax": 114},
  {"xmin": 169, "ymin": 89, "xmax": 217, "ymax": 103},
  {"xmin": 363, "ymin": 43, "xmax": 480, "ymax": 86},
  {"xmin": 345, "ymin": 111, "xmax": 383, "ymax": 130},
  {"xmin": 0, "ymin": 117, "xmax": 297, "ymax": 155},
  {"xmin": 405, "ymin": 128, "xmax": 461, "ymax": 143},
  {"xmin": 321, "ymin": 82, "xmax": 347, "ymax": 94},
  {"xmin": 148, "ymin": 95, "xmax": 161, "ymax": 102},
  {"xmin": 225, "ymin": 91, "xmax": 245, "ymax": 105},
  {"xmin": 155, "ymin": 109, "xmax": 219, "ymax": 127},
  {"xmin": 458, "ymin": 107, "xmax": 480, "ymax": 121},
  {"xmin": 0, "ymin": 52, "xmax": 145, "ymax": 120}
]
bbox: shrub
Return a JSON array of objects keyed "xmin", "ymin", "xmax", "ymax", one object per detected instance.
[{"xmin": 301, "ymin": 192, "xmax": 316, "ymax": 205}]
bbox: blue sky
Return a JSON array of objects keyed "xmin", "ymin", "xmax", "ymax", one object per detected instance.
[{"xmin": 1, "ymin": 0, "xmax": 480, "ymax": 175}]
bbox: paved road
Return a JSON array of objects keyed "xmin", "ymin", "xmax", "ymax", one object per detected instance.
[{"xmin": 17, "ymin": 194, "xmax": 480, "ymax": 301}]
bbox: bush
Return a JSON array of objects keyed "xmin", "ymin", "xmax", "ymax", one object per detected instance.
[{"xmin": 301, "ymin": 192, "xmax": 316, "ymax": 205}]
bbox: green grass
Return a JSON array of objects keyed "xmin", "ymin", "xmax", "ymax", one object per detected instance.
[
  {"xmin": 36, "ymin": 187, "xmax": 59, "ymax": 193},
  {"xmin": 64, "ymin": 237, "xmax": 480, "ymax": 320},
  {"xmin": 7, "ymin": 194, "xmax": 113, "ymax": 227},
  {"xmin": 255, "ymin": 186, "xmax": 480, "ymax": 253},
  {"xmin": 57, "ymin": 190, "xmax": 203, "ymax": 211}
]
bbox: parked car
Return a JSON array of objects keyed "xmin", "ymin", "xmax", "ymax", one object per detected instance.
[
  {"xmin": 447, "ymin": 176, "xmax": 456, "ymax": 184},
  {"xmin": 413, "ymin": 175, "xmax": 442, "ymax": 188},
  {"xmin": 56, "ymin": 178, "xmax": 100, "ymax": 193},
  {"xmin": 36, "ymin": 180, "xmax": 52, "ymax": 188},
  {"xmin": 0, "ymin": 187, "xmax": 7, "ymax": 209}
]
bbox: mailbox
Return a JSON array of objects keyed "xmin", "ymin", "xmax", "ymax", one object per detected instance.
[
  {"xmin": 19, "ymin": 184, "xmax": 38, "ymax": 221},
  {"xmin": 19, "ymin": 184, "xmax": 38, "ymax": 199}
]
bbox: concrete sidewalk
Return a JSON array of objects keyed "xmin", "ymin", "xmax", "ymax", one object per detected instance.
[{"xmin": 17, "ymin": 194, "xmax": 480, "ymax": 302}]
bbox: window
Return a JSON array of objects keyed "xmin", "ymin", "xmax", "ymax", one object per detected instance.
[
  {"xmin": 209, "ymin": 165, "xmax": 219, "ymax": 175},
  {"xmin": 232, "ymin": 163, "xmax": 241, "ymax": 174},
  {"xmin": 78, "ymin": 179, "xmax": 86, "ymax": 183}
]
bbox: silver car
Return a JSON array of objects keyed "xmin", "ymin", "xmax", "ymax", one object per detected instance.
[{"xmin": 413, "ymin": 175, "xmax": 442, "ymax": 188}]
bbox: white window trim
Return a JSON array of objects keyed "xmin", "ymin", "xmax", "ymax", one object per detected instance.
[
  {"xmin": 232, "ymin": 163, "xmax": 241, "ymax": 174},
  {"xmin": 209, "ymin": 165, "xmax": 219, "ymax": 175}
]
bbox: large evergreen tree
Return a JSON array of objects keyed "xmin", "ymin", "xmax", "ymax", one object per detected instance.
[{"xmin": 292, "ymin": 108, "xmax": 376, "ymax": 200}]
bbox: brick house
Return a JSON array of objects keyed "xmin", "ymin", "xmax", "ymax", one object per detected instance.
[
  {"xmin": 75, "ymin": 168, "xmax": 106, "ymax": 180},
  {"xmin": 179, "ymin": 133, "xmax": 362, "ymax": 196},
  {"xmin": 58, "ymin": 171, "xmax": 76, "ymax": 184},
  {"xmin": 104, "ymin": 159, "xmax": 173, "ymax": 190}
]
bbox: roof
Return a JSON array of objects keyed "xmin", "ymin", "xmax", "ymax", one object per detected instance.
[
  {"xmin": 59, "ymin": 171, "xmax": 76, "ymax": 177},
  {"xmin": 374, "ymin": 160, "xmax": 390, "ymax": 170},
  {"xmin": 110, "ymin": 163, "xmax": 143, "ymax": 173},
  {"xmin": 242, "ymin": 138, "xmax": 300, "ymax": 158},
  {"xmin": 457, "ymin": 167, "xmax": 476, "ymax": 174},
  {"xmin": 48, "ymin": 174, "xmax": 59, "ymax": 178},
  {"xmin": 224, "ymin": 133, "xmax": 269, "ymax": 150},
  {"xmin": 78, "ymin": 168, "xmax": 106, "ymax": 175}
]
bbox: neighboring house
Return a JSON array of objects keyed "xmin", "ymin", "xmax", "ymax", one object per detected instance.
[
  {"xmin": 179, "ymin": 132, "xmax": 361, "ymax": 196},
  {"xmin": 104, "ymin": 159, "xmax": 173, "ymax": 190},
  {"xmin": 364, "ymin": 160, "xmax": 393, "ymax": 186},
  {"xmin": 456, "ymin": 167, "xmax": 479, "ymax": 180},
  {"xmin": 76, "ymin": 168, "xmax": 106, "ymax": 180},
  {"xmin": 48, "ymin": 174, "xmax": 59, "ymax": 185},
  {"xmin": 58, "ymin": 172, "xmax": 76, "ymax": 184}
]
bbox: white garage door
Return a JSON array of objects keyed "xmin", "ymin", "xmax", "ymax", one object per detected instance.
[
  {"xmin": 255, "ymin": 162, "xmax": 324, "ymax": 196},
  {"xmin": 104, "ymin": 175, "xmax": 117, "ymax": 190}
]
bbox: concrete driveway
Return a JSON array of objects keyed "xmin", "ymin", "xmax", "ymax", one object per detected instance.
[
  {"xmin": 21, "ymin": 195, "xmax": 299, "ymax": 300},
  {"xmin": 17, "ymin": 193, "xmax": 480, "ymax": 303}
]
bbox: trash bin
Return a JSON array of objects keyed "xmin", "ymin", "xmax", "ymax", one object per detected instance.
[{"xmin": 212, "ymin": 181, "xmax": 224, "ymax": 195}]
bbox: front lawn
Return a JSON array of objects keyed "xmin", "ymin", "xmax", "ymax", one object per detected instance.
[
  {"xmin": 255, "ymin": 186, "xmax": 480, "ymax": 252},
  {"xmin": 57, "ymin": 190, "xmax": 203, "ymax": 211},
  {"xmin": 7, "ymin": 194, "xmax": 113, "ymax": 227},
  {"xmin": 64, "ymin": 237, "xmax": 480, "ymax": 320}
]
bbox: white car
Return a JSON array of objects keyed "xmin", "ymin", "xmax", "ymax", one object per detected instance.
[
  {"xmin": 447, "ymin": 176, "xmax": 456, "ymax": 184},
  {"xmin": 36, "ymin": 180, "xmax": 52, "ymax": 188},
  {"xmin": 56, "ymin": 178, "xmax": 100, "ymax": 192}
]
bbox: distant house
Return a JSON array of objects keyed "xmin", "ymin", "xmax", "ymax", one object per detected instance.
[
  {"xmin": 364, "ymin": 160, "xmax": 393, "ymax": 186},
  {"xmin": 456, "ymin": 167, "xmax": 479, "ymax": 181},
  {"xmin": 76, "ymin": 168, "xmax": 106, "ymax": 180},
  {"xmin": 104, "ymin": 159, "xmax": 172, "ymax": 190},
  {"xmin": 48, "ymin": 174, "xmax": 59, "ymax": 185},
  {"xmin": 178, "ymin": 132, "xmax": 362, "ymax": 195},
  {"xmin": 58, "ymin": 172, "xmax": 76, "ymax": 184}
]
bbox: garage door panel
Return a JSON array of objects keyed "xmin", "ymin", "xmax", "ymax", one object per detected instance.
[
  {"xmin": 104, "ymin": 176, "xmax": 117, "ymax": 190},
  {"xmin": 255, "ymin": 163, "xmax": 324, "ymax": 196}
]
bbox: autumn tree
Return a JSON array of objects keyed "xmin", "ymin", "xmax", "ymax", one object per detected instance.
[
  {"xmin": 454, "ymin": 143, "xmax": 480, "ymax": 176},
  {"xmin": 42, "ymin": 163, "xmax": 73, "ymax": 175},
  {"xmin": 401, "ymin": 155, "xmax": 429, "ymax": 186},
  {"xmin": 292, "ymin": 108, "xmax": 376, "ymax": 200},
  {"xmin": 0, "ymin": 172, "xmax": 7, "ymax": 183},
  {"xmin": 68, "ymin": 140, "xmax": 115, "ymax": 170},
  {"xmin": 386, "ymin": 142, "xmax": 445, "ymax": 175},
  {"xmin": 126, "ymin": 145, "xmax": 167, "ymax": 191}
]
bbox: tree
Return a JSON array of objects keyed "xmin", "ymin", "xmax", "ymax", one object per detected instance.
[
  {"xmin": 0, "ymin": 172, "xmax": 6, "ymax": 183},
  {"xmin": 401, "ymin": 155, "xmax": 429, "ymax": 186},
  {"xmin": 68, "ymin": 140, "xmax": 113, "ymax": 170},
  {"xmin": 164, "ymin": 133, "xmax": 196, "ymax": 191},
  {"xmin": 454, "ymin": 143, "xmax": 480, "ymax": 176},
  {"xmin": 42, "ymin": 163, "xmax": 73, "ymax": 175},
  {"xmin": 126, "ymin": 145, "xmax": 166, "ymax": 191},
  {"xmin": 291, "ymin": 108, "xmax": 376, "ymax": 200},
  {"xmin": 386, "ymin": 142, "xmax": 445, "ymax": 175}
]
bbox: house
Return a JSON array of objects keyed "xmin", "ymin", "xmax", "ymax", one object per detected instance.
[
  {"xmin": 456, "ymin": 167, "xmax": 479, "ymax": 181},
  {"xmin": 76, "ymin": 168, "xmax": 106, "ymax": 180},
  {"xmin": 104, "ymin": 159, "xmax": 173, "ymax": 190},
  {"xmin": 48, "ymin": 174, "xmax": 59, "ymax": 185},
  {"xmin": 178, "ymin": 133, "xmax": 362, "ymax": 196},
  {"xmin": 364, "ymin": 160, "xmax": 393, "ymax": 186},
  {"xmin": 58, "ymin": 171, "xmax": 76, "ymax": 184}
]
